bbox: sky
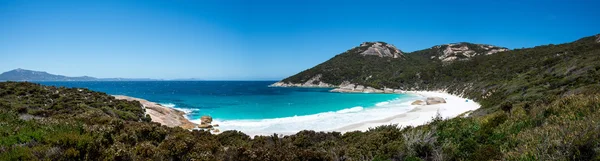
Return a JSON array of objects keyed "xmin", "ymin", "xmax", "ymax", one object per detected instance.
[{"xmin": 1, "ymin": 0, "xmax": 599, "ymax": 80}]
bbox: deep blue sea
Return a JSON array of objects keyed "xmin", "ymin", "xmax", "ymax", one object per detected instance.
[{"xmin": 38, "ymin": 81, "xmax": 419, "ymax": 135}]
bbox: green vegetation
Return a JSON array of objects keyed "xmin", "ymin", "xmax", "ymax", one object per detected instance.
[
  {"xmin": 1, "ymin": 35, "xmax": 600, "ymax": 160},
  {"xmin": 284, "ymin": 35, "xmax": 600, "ymax": 115}
]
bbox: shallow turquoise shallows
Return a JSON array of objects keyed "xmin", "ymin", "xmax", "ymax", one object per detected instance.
[{"xmin": 37, "ymin": 81, "xmax": 407, "ymax": 120}]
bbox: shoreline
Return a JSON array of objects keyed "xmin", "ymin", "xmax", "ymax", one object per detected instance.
[
  {"xmin": 335, "ymin": 91, "xmax": 479, "ymax": 132},
  {"xmin": 112, "ymin": 90, "xmax": 479, "ymax": 136},
  {"xmin": 207, "ymin": 90, "xmax": 478, "ymax": 136},
  {"xmin": 113, "ymin": 95, "xmax": 197, "ymax": 129}
]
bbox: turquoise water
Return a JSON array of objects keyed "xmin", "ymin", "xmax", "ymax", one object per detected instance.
[{"xmin": 37, "ymin": 81, "xmax": 405, "ymax": 120}]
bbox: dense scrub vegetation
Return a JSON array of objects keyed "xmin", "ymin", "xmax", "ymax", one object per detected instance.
[{"xmin": 1, "ymin": 35, "xmax": 600, "ymax": 160}]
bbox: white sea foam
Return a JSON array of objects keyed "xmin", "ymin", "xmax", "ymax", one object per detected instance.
[
  {"xmin": 160, "ymin": 102, "xmax": 197, "ymax": 114},
  {"xmin": 174, "ymin": 108, "xmax": 197, "ymax": 114},
  {"xmin": 375, "ymin": 101, "xmax": 390, "ymax": 106},
  {"xmin": 160, "ymin": 103, "xmax": 176, "ymax": 108},
  {"xmin": 336, "ymin": 106, "xmax": 363, "ymax": 113},
  {"xmin": 192, "ymin": 95, "xmax": 419, "ymax": 136}
]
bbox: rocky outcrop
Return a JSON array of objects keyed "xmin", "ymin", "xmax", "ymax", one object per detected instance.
[
  {"xmin": 355, "ymin": 85, "xmax": 365, "ymax": 91},
  {"xmin": 330, "ymin": 82, "xmax": 403, "ymax": 94},
  {"xmin": 430, "ymin": 43, "xmax": 509, "ymax": 62},
  {"xmin": 197, "ymin": 115, "xmax": 220, "ymax": 132},
  {"xmin": 364, "ymin": 87, "xmax": 384, "ymax": 93},
  {"xmin": 269, "ymin": 74, "xmax": 334, "ymax": 88},
  {"xmin": 198, "ymin": 115, "xmax": 213, "ymax": 128},
  {"xmin": 271, "ymin": 42, "xmax": 407, "ymax": 88},
  {"xmin": 200, "ymin": 115, "xmax": 213, "ymax": 124},
  {"xmin": 357, "ymin": 42, "xmax": 405, "ymax": 59},
  {"xmin": 596, "ymin": 34, "xmax": 600, "ymax": 43},
  {"xmin": 113, "ymin": 95, "xmax": 197, "ymax": 129},
  {"xmin": 426, "ymin": 97, "xmax": 447, "ymax": 105}
]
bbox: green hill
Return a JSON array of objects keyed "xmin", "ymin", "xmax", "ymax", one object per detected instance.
[
  {"xmin": 277, "ymin": 41, "xmax": 509, "ymax": 89},
  {"xmin": 1, "ymin": 34, "xmax": 600, "ymax": 160},
  {"xmin": 278, "ymin": 35, "xmax": 600, "ymax": 115}
]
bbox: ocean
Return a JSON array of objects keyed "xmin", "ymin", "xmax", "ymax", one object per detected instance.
[{"xmin": 38, "ymin": 81, "xmax": 419, "ymax": 135}]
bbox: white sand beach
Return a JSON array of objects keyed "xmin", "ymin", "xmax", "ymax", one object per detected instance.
[
  {"xmin": 112, "ymin": 91, "xmax": 479, "ymax": 136},
  {"xmin": 335, "ymin": 91, "xmax": 480, "ymax": 133},
  {"xmin": 205, "ymin": 90, "xmax": 480, "ymax": 137}
]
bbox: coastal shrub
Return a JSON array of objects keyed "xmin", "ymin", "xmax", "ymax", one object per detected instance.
[
  {"xmin": 0, "ymin": 82, "xmax": 599, "ymax": 160},
  {"xmin": 402, "ymin": 128, "xmax": 437, "ymax": 159},
  {"xmin": 218, "ymin": 130, "xmax": 251, "ymax": 147}
]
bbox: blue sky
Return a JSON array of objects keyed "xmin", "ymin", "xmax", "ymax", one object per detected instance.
[{"xmin": 1, "ymin": 0, "xmax": 598, "ymax": 80}]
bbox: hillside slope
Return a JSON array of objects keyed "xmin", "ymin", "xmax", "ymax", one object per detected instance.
[
  {"xmin": 274, "ymin": 42, "xmax": 509, "ymax": 89},
  {"xmin": 276, "ymin": 35, "xmax": 600, "ymax": 113}
]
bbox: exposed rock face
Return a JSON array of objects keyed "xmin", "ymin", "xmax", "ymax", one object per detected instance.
[
  {"xmin": 330, "ymin": 82, "xmax": 401, "ymax": 93},
  {"xmin": 269, "ymin": 74, "xmax": 334, "ymax": 88},
  {"xmin": 596, "ymin": 34, "xmax": 600, "ymax": 43},
  {"xmin": 363, "ymin": 87, "xmax": 384, "ymax": 93},
  {"xmin": 113, "ymin": 95, "xmax": 197, "ymax": 129},
  {"xmin": 411, "ymin": 100, "xmax": 426, "ymax": 105},
  {"xmin": 355, "ymin": 85, "xmax": 365, "ymax": 91},
  {"xmin": 272, "ymin": 42, "xmax": 407, "ymax": 87},
  {"xmin": 333, "ymin": 81, "xmax": 355, "ymax": 91},
  {"xmin": 426, "ymin": 97, "xmax": 447, "ymax": 105},
  {"xmin": 430, "ymin": 43, "xmax": 509, "ymax": 62},
  {"xmin": 357, "ymin": 42, "xmax": 405, "ymax": 59},
  {"xmin": 383, "ymin": 88, "xmax": 394, "ymax": 93}
]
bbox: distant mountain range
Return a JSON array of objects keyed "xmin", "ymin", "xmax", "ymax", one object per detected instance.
[{"xmin": 0, "ymin": 68, "xmax": 158, "ymax": 81}]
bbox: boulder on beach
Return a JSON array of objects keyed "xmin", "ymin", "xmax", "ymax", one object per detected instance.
[
  {"xmin": 197, "ymin": 115, "xmax": 213, "ymax": 129},
  {"xmin": 426, "ymin": 97, "xmax": 447, "ymax": 105},
  {"xmin": 411, "ymin": 100, "xmax": 426, "ymax": 105},
  {"xmin": 200, "ymin": 115, "xmax": 213, "ymax": 124}
]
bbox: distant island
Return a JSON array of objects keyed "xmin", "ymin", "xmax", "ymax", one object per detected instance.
[{"xmin": 0, "ymin": 68, "xmax": 158, "ymax": 81}]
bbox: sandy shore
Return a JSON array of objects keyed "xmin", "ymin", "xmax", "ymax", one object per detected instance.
[
  {"xmin": 113, "ymin": 95, "xmax": 197, "ymax": 129},
  {"xmin": 112, "ymin": 90, "xmax": 479, "ymax": 135},
  {"xmin": 335, "ymin": 91, "xmax": 480, "ymax": 132}
]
